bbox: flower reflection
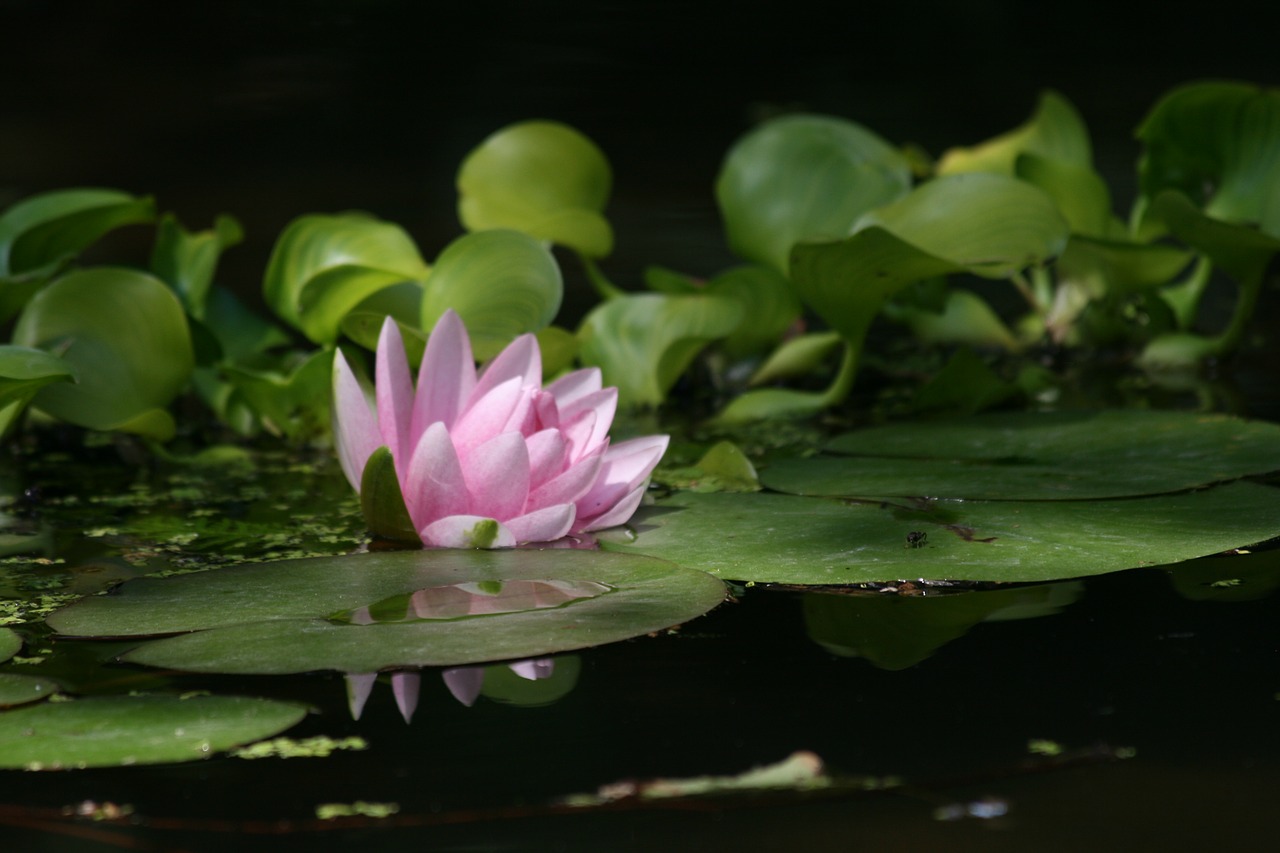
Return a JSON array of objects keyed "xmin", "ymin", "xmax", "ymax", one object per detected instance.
[{"xmin": 345, "ymin": 658, "xmax": 560, "ymax": 722}]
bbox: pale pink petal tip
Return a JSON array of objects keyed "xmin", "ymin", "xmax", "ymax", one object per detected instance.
[
  {"xmin": 332, "ymin": 350, "xmax": 381, "ymax": 492},
  {"xmin": 391, "ymin": 671, "xmax": 421, "ymax": 724},
  {"xmin": 345, "ymin": 672, "xmax": 378, "ymax": 721},
  {"xmin": 421, "ymin": 515, "xmax": 517, "ymax": 549},
  {"xmin": 508, "ymin": 658, "xmax": 555, "ymax": 680},
  {"xmin": 506, "ymin": 504, "xmax": 576, "ymax": 544},
  {"xmin": 442, "ymin": 667, "xmax": 485, "ymax": 707}
]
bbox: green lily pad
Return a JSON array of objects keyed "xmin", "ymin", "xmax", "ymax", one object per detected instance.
[
  {"xmin": 46, "ymin": 549, "xmax": 726, "ymax": 674},
  {"xmin": 0, "ymin": 627, "xmax": 21, "ymax": 663},
  {"xmin": 0, "ymin": 694, "xmax": 308, "ymax": 770},
  {"xmin": 0, "ymin": 673, "xmax": 60, "ymax": 708},
  {"xmin": 762, "ymin": 410, "xmax": 1280, "ymax": 500},
  {"xmin": 601, "ymin": 482, "xmax": 1280, "ymax": 584}
]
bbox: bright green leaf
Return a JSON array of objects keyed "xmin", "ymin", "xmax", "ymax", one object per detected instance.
[
  {"xmin": 0, "ymin": 673, "xmax": 59, "ymax": 708},
  {"xmin": 748, "ymin": 331, "xmax": 843, "ymax": 386},
  {"xmin": 150, "ymin": 213, "xmax": 243, "ymax": 318},
  {"xmin": 457, "ymin": 120, "xmax": 613, "ymax": 257},
  {"xmin": 0, "ymin": 345, "xmax": 77, "ymax": 436},
  {"xmin": 359, "ymin": 445, "xmax": 421, "ymax": 544},
  {"xmin": 12, "ymin": 268, "xmax": 194, "ymax": 439},
  {"xmin": 716, "ymin": 114, "xmax": 911, "ymax": 274},
  {"xmin": 221, "ymin": 348, "xmax": 334, "ymax": 441},
  {"xmin": 577, "ymin": 293, "xmax": 742, "ymax": 407},
  {"xmin": 420, "ymin": 229, "xmax": 563, "ymax": 360},
  {"xmin": 263, "ymin": 213, "xmax": 429, "ymax": 345},
  {"xmin": 0, "ymin": 188, "xmax": 156, "ymax": 278},
  {"xmin": 705, "ymin": 265, "xmax": 802, "ymax": 358},
  {"xmin": 0, "ymin": 627, "xmax": 20, "ymax": 663},
  {"xmin": 937, "ymin": 90, "xmax": 1091, "ymax": 175}
]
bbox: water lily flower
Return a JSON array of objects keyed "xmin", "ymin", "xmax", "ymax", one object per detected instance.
[{"xmin": 333, "ymin": 310, "xmax": 668, "ymax": 547}]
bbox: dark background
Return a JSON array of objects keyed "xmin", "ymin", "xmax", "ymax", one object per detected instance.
[{"xmin": 2, "ymin": 0, "xmax": 1276, "ymax": 313}]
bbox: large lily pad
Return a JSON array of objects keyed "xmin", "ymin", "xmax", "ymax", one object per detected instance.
[
  {"xmin": 0, "ymin": 627, "xmax": 22, "ymax": 663},
  {"xmin": 0, "ymin": 694, "xmax": 308, "ymax": 770},
  {"xmin": 47, "ymin": 549, "xmax": 726, "ymax": 674},
  {"xmin": 601, "ymin": 483, "xmax": 1280, "ymax": 584},
  {"xmin": 0, "ymin": 673, "xmax": 60, "ymax": 708},
  {"xmin": 762, "ymin": 410, "xmax": 1280, "ymax": 500}
]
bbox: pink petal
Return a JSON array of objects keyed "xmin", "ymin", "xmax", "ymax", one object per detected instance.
[
  {"xmin": 402, "ymin": 422, "xmax": 471, "ymax": 530},
  {"xmin": 420, "ymin": 515, "xmax": 516, "ymax": 549},
  {"xmin": 505, "ymin": 503, "xmax": 576, "ymax": 544},
  {"xmin": 508, "ymin": 658, "xmax": 555, "ymax": 680},
  {"xmin": 544, "ymin": 367, "xmax": 602, "ymax": 408},
  {"xmin": 577, "ymin": 482, "xmax": 648, "ymax": 532},
  {"xmin": 526, "ymin": 429, "xmax": 569, "ymax": 488},
  {"xmin": 472, "ymin": 333, "xmax": 541, "ymax": 401},
  {"xmin": 574, "ymin": 435, "xmax": 669, "ymax": 528},
  {"xmin": 442, "ymin": 667, "xmax": 484, "ymax": 707},
  {"xmin": 558, "ymin": 408, "xmax": 597, "ymax": 463},
  {"xmin": 450, "ymin": 376, "xmax": 527, "ymax": 459},
  {"xmin": 332, "ymin": 349, "xmax": 381, "ymax": 492},
  {"xmin": 558, "ymin": 388, "xmax": 617, "ymax": 459},
  {"xmin": 460, "ymin": 431, "xmax": 530, "ymax": 521},
  {"xmin": 412, "ymin": 309, "xmax": 476, "ymax": 434},
  {"xmin": 528, "ymin": 451, "xmax": 603, "ymax": 509},
  {"xmin": 375, "ymin": 318, "xmax": 415, "ymax": 478},
  {"xmin": 345, "ymin": 672, "xmax": 377, "ymax": 720},
  {"xmin": 391, "ymin": 671, "xmax": 420, "ymax": 723}
]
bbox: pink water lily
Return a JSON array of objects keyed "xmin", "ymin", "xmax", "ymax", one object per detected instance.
[{"xmin": 332, "ymin": 310, "xmax": 668, "ymax": 548}]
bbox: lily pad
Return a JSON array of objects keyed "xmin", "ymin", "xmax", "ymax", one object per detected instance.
[
  {"xmin": 763, "ymin": 410, "xmax": 1280, "ymax": 500},
  {"xmin": 46, "ymin": 549, "xmax": 726, "ymax": 674},
  {"xmin": 0, "ymin": 627, "xmax": 22, "ymax": 662},
  {"xmin": 0, "ymin": 694, "xmax": 308, "ymax": 770},
  {"xmin": 0, "ymin": 673, "xmax": 60, "ymax": 708},
  {"xmin": 601, "ymin": 482, "xmax": 1280, "ymax": 584}
]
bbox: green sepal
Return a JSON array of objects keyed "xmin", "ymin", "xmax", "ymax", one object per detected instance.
[{"xmin": 359, "ymin": 446, "xmax": 421, "ymax": 545}]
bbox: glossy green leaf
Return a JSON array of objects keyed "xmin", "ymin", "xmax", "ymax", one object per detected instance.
[
  {"xmin": 1137, "ymin": 81, "xmax": 1280, "ymax": 235},
  {"xmin": 202, "ymin": 285, "xmax": 292, "ymax": 363},
  {"xmin": 340, "ymin": 282, "xmax": 426, "ymax": 354},
  {"xmin": 603, "ymin": 482, "xmax": 1280, "ymax": 584},
  {"xmin": 0, "ymin": 694, "xmax": 308, "ymax": 770},
  {"xmin": 888, "ymin": 289, "xmax": 1021, "ymax": 350},
  {"xmin": 0, "ymin": 345, "xmax": 77, "ymax": 437},
  {"xmin": 421, "ymin": 229, "xmax": 563, "ymax": 360},
  {"xmin": 748, "ymin": 331, "xmax": 843, "ymax": 386},
  {"xmin": 577, "ymin": 293, "xmax": 742, "ymax": 407},
  {"xmin": 0, "ymin": 627, "xmax": 20, "ymax": 663},
  {"xmin": 643, "ymin": 265, "xmax": 701, "ymax": 294},
  {"xmin": 221, "ymin": 348, "xmax": 334, "ymax": 441},
  {"xmin": 263, "ymin": 213, "xmax": 429, "ymax": 344},
  {"xmin": 803, "ymin": 581, "xmax": 1082, "ymax": 669},
  {"xmin": 763, "ymin": 410, "xmax": 1280, "ymax": 500},
  {"xmin": 359, "ymin": 445, "xmax": 421, "ymax": 544},
  {"xmin": 457, "ymin": 120, "xmax": 613, "ymax": 257},
  {"xmin": 0, "ymin": 673, "xmax": 60, "ymax": 708},
  {"xmin": 47, "ymin": 550, "xmax": 727, "ymax": 674},
  {"xmin": 12, "ymin": 268, "xmax": 194, "ymax": 439},
  {"xmin": 0, "ymin": 187, "xmax": 155, "ymax": 278},
  {"xmin": 937, "ymin": 90, "xmax": 1091, "ymax": 175},
  {"xmin": 150, "ymin": 213, "xmax": 243, "ymax": 318},
  {"xmin": 536, "ymin": 325, "xmax": 579, "ymax": 378},
  {"xmin": 1016, "ymin": 153, "xmax": 1113, "ymax": 237},
  {"xmin": 716, "ymin": 114, "xmax": 911, "ymax": 274},
  {"xmin": 705, "ymin": 265, "xmax": 803, "ymax": 358}
]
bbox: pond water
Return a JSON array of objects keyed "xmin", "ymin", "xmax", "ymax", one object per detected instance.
[{"xmin": 1, "ymin": 417, "xmax": 1277, "ymax": 852}]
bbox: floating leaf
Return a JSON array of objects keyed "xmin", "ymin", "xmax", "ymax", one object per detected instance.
[
  {"xmin": 577, "ymin": 293, "xmax": 742, "ymax": 407},
  {"xmin": 0, "ymin": 694, "xmax": 308, "ymax": 770},
  {"xmin": 603, "ymin": 482, "xmax": 1280, "ymax": 584},
  {"xmin": 716, "ymin": 114, "xmax": 911, "ymax": 274},
  {"xmin": 263, "ymin": 213, "xmax": 429, "ymax": 345},
  {"xmin": 937, "ymin": 90, "xmax": 1092, "ymax": 176},
  {"xmin": 457, "ymin": 120, "xmax": 613, "ymax": 257},
  {"xmin": 764, "ymin": 410, "xmax": 1280, "ymax": 500},
  {"xmin": 12, "ymin": 267, "xmax": 194, "ymax": 439},
  {"xmin": 0, "ymin": 673, "xmax": 60, "ymax": 708},
  {"xmin": 150, "ymin": 213, "xmax": 244, "ymax": 318},
  {"xmin": 420, "ymin": 229, "xmax": 563, "ymax": 360},
  {"xmin": 47, "ymin": 549, "xmax": 726, "ymax": 674},
  {"xmin": 0, "ymin": 627, "xmax": 20, "ymax": 663}
]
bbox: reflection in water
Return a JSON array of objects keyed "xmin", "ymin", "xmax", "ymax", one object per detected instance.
[
  {"xmin": 803, "ymin": 581, "xmax": 1083, "ymax": 670},
  {"xmin": 332, "ymin": 579, "xmax": 613, "ymax": 624},
  {"xmin": 345, "ymin": 657, "xmax": 578, "ymax": 722}
]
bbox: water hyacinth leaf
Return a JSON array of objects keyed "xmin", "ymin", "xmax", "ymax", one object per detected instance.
[
  {"xmin": 0, "ymin": 694, "xmax": 308, "ymax": 770},
  {"xmin": 715, "ymin": 386, "xmax": 833, "ymax": 424},
  {"xmin": 150, "ymin": 213, "xmax": 244, "ymax": 318},
  {"xmin": 202, "ymin": 285, "xmax": 292, "ymax": 363},
  {"xmin": 0, "ymin": 345, "xmax": 77, "ymax": 437},
  {"xmin": 889, "ymin": 289, "xmax": 1021, "ymax": 351},
  {"xmin": 1137, "ymin": 81, "xmax": 1280, "ymax": 234},
  {"xmin": 749, "ymin": 330, "xmax": 843, "ymax": 386},
  {"xmin": 12, "ymin": 268, "xmax": 194, "ymax": 439},
  {"xmin": 764, "ymin": 410, "xmax": 1280, "ymax": 500},
  {"xmin": 577, "ymin": 293, "xmax": 742, "ymax": 406},
  {"xmin": 643, "ymin": 265, "xmax": 701, "ymax": 294},
  {"xmin": 341, "ymin": 281, "xmax": 426, "ymax": 355},
  {"xmin": 0, "ymin": 187, "xmax": 156, "ymax": 279},
  {"xmin": 359, "ymin": 445, "xmax": 421, "ymax": 544},
  {"xmin": 910, "ymin": 347, "xmax": 1020, "ymax": 414},
  {"xmin": 936, "ymin": 90, "xmax": 1092, "ymax": 176},
  {"xmin": 536, "ymin": 325, "xmax": 579, "ymax": 378},
  {"xmin": 420, "ymin": 229, "xmax": 563, "ymax": 360},
  {"xmin": 263, "ymin": 213, "xmax": 430, "ymax": 344},
  {"xmin": 0, "ymin": 673, "xmax": 60, "ymax": 708},
  {"xmin": 0, "ymin": 627, "xmax": 20, "ymax": 663},
  {"xmin": 716, "ymin": 114, "xmax": 912, "ymax": 274},
  {"xmin": 457, "ymin": 120, "xmax": 613, "ymax": 257},
  {"xmin": 1015, "ymin": 153, "xmax": 1113, "ymax": 237},
  {"xmin": 603, "ymin": 482, "xmax": 1280, "ymax": 584},
  {"xmin": 221, "ymin": 348, "xmax": 334, "ymax": 441},
  {"xmin": 47, "ymin": 550, "xmax": 726, "ymax": 674},
  {"xmin": 705, "ymin": 265, "xmax": 803, "ymax": 358}
]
